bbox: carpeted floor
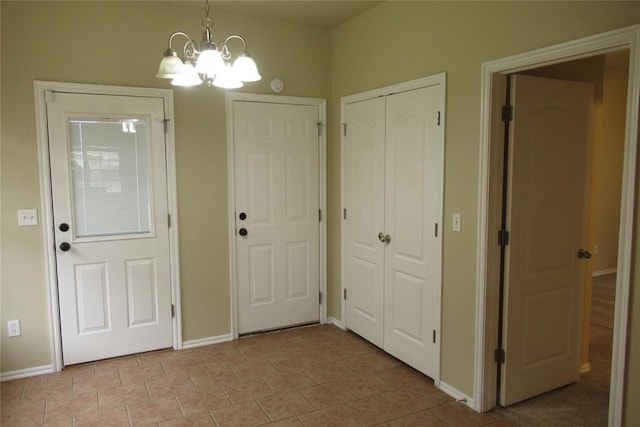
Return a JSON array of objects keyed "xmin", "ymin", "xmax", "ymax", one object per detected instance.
[{"xmin": 494, "ymin": 273, "xmax": 615, "ymax": 426}]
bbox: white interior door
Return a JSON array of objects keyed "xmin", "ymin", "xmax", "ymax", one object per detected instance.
[
  {"xmin": 383, "ymin": 86, "xmax": 443, "ymax": 378},
  {"xmin": 344, "ymin": 97, "xmax": 386, "ymax": 348},
  {"xmin": 47, "ymin": 92, "xmax": 173, "ymax": 366},
  {"xmin": 234, "ymin": 101, "xmax": 320, "ymax": 334},
  {"xmin": 501, "ymin": 74, "xmax": 593, "ymax": 405}
]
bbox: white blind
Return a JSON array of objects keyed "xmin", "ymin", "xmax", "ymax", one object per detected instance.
[{"xmin": 68, "ymin": 119, "xmax": 152, "ymax": 238}]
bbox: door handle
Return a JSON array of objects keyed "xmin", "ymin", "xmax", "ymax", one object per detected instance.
[
  {"xmin": 59, "ymin": 242, "xmax": 71, "ymax": 252},
  {"xmin": 378, "ymin": 232, "xmax": 391, "ymax": 244},
  {"xmin": 59, "ymin": 223, "xmax": 70, "ymax": 232},
  {"xmin": 578, "ymin": 249, "xmax": 592, "ymax": 259},
  {"xmin": 238, "ymin": 228, "xmax": 248, "ymax": 237}
]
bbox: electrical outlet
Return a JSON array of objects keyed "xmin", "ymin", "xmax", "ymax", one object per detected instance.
[{"xmin": 8, "ymin": 320, "xmax": 21, "ymax": 337}]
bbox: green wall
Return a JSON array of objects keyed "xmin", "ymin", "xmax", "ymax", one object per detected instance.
[{"xmin": 1, "ymin": 1, "xmax": 639, "ymax": 424}]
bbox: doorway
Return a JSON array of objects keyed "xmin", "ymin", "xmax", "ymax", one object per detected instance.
[
  {"xmin": 225, "ymin": 93, "xmax": 327, "ymax": 338},
  {"xmin": 475, "ymin": 25, "xmax": 640, "ymax": 426},
  {"xmin": 494, "ymin": 52, "xmax": 627, "ymax": 423},
  {"xmin": 34, "ymin": 81, "xmax": 182, "ymax": 371}
]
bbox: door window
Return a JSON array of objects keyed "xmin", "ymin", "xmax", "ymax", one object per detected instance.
[{"xmin": 68, "ymin": 118, "xmax": 152, "ymax": 239}]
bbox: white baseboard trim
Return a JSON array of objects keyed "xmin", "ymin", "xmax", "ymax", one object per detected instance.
[
  {"xmin": 1, "ymin": 365, "xmax": 54, "ymax": 382},
  {"xmin": 581, "ymin": 363, "xmax": 591, "ymax": 374},
  {"xmin": 182, "ymin": 333, "xmax": 234, "ymax": 349},
  {"xmin": 593, "ymin": 268, "xmax": 617, "ymax": 277},
  {"xmin": 438, "ymin": 381, "xmax": 476, "ymax": 410},
  {"xmin": 327, "ymin": 317, "xmax": 345, "ymax": 330}
]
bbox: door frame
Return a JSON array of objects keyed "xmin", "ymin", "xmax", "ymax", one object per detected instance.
[
  {"xmin": 340, "ymin": 73, "xmax": 446, "ymax": 385},
  {"xmin": 225, "ymin": 93, "xmax": 327, "ymax": 339},
  {"xmin": 34, "ymin": 81, "xmax": 182, "ymax": 371},
  {"xmin": 474, "ymin": 25, "xmax": 640, "ymax": 425}
]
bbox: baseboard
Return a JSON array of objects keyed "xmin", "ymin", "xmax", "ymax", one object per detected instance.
[
  {"xmin": 593, "ymin": 268, "xmax": 617, "ymax": 277},
  {"xmin": 327, "ymin": 317, "xmax": 345, "ymax": 330},
  {"xmin": 438, "ymin": 380, "xmax": 476, "ymax": 410},
  {"xmin": 1, "ymin": 365, "xmax": 54, "ymax": 382},
  {"xmin": 581, "ymin": 363, "xmax": 591, "ymax": 374},
  {"xmin": 182, "ymin": 333, "xmax": 233, "ymax": 349}
]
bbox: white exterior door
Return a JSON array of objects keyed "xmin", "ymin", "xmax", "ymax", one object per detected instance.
[
  {"xmin": 233, "ymin": 101, "xmax": 320, "ymax": 334},
  {"xmin": 383, "ymin": 86, "xmax": 443, "ymax": 378},
  {"xmin": 47, "ymin": 92, "xmax": 173, "ymax": 366},
  {"xmin": 344, "ymin": 97, "xmax": 386, "ymax": 348},
  {"xmin": 343, "ymin": 80, "xmax": 444, "ymax": 379},
  {"xmin": 501, "ymin": 75, "xmax": 593, "ymax": 405}
]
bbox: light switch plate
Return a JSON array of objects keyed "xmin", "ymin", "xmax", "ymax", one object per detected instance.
[
  {"xmin": 17, "ymin": 209, "xmax": 38, "ymax": 226},
  {"xmin": 452, "ymin": 213, "xmax": 461, "ymax": 232}
]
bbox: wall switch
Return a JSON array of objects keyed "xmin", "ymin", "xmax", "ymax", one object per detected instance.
[
  {"xmin": 17, "ymin": 209, "xmax": 38, "ymax": 226},
  {"xmin": 8, "ymin": 320, "xmax": 21, "ymax": 337},
  {"xmin": 452, "ymin": 213, "xmax": 461, "ymax": 232}
]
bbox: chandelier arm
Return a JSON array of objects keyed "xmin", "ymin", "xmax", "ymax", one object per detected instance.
[
  {"xmin": 223, "ymin": 34, "xmax": 248, "ymax": 52},
  {"xmin": 168, "ymin": 31, "xmax": 201, "ymax": 59}
]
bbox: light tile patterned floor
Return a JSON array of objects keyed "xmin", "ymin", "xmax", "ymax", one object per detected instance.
[{"xmin": 1, "ymin": 325, "xmax": 513, "ymax": 426}]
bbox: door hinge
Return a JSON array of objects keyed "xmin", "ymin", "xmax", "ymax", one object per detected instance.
[
  {"xmin": 317, "ymin": 122, "xmax": 323, "ymax": 137},
  {"xmin": 343, "ymin": 208, "xmax": 347, "ymax": 220},
  {"xmin": 498, "ymin": 230, "xmax": 510, "ymax": 246},
  {"xmin": 495, "ymin": 348, "xmax": 505, "ymax": 364},
  {"xmin": 434, "ymin": 223, "xmax": 439, "ymax": 238},
  {"xmin": 343, "ymin": 289, "xmax": 347, "ymax": 300},
  {"xmin": 319, "ymin": 292, "xmax": 322, "ymax": 304},
  {"xmin": 342, "ymin": 123, "xmax": 347, "ymax": 137},
  {"xmin": 168, "ymin": 213, "xmax": 171, "ymax": 228},
  {"xmin": 437, "ymin": 111, "xmax": 441, "ymax": 126},
  {"xmin": 501, "ymin": 105, "xmax": 513, "ymax": 122},
  {"xmin": 163, "ymin": 118, "xmax": 170, "ymax": 134},
  {"xmin": 432, "ymin": 329, "xmax": 436, "ymax": 343},
  {"xmin": 319, "ymin": 209, "xmax": 322, "ymax": 222},
  {"xmin": 171, "ymin": 304, "xmax": 176, "ymax": 318}
]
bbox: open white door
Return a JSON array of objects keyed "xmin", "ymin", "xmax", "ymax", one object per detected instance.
[
  {"xmin": 343, "ymin": 97, "xmax": 386, "ymax": 348},
  {"xmin": 501, "ymin": 75, "xmax": 593, "ymax": 405},
  {"xmin": 47, "ymin": 92, "xmax": 173, "ymax": 365},
  {"xmin": 233, "ymin": 101, "xmax": 321, "ymax": 334}
]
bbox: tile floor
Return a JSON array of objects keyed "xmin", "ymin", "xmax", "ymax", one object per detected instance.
[{"xmin": 0, "ymin": 325, "xmax": 514, "ymax": 426}]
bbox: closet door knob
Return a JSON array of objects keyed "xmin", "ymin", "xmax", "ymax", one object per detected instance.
[{"xmin": 378, "ymin": 232, "xmax": 391, "ymax": 244}]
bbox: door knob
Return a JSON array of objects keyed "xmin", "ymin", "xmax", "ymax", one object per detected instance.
[
  {"xmin": 578, "ymin": 249, "xmax": 592, "ymax": 259},
  {"xmin": 59, "ymin": 223, "xmax": 70, "ymax": 232},
  {"xmin": 378, "ymin": 232, "xmax": 391, "ymax": 244},
  {"xmin": 59, "ymin": 242, "xmax": 71, "ymax": 252},
  {"xmin": 239, "ymin": 212, "xmax": 247, "ymax": 221},
  {"xmin": 238, "ymin": 228, "xmax": 248, "ymax": 236}
]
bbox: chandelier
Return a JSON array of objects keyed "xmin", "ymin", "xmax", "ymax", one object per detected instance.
[{"xmin": 156, "ymin": 0, "xmax": 261, "ymax": 89}]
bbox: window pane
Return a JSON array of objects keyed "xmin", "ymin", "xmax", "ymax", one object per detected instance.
[{"xmin": 69, "ymin": 118, "xmax": 152, "ymax": 238}]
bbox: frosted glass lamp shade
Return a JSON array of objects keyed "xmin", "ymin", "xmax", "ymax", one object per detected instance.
[
  {"xmin": 196, "ymin": 48, "xmax": 224, "ymax": 77},
  {"xmin": 156, "ymin": 49, "xmax": 186, "ymax": 79},
  {"xmin": 233, "ymin": 53, "xmax": 261, "ymax": 82},
  {"xmin": 213, "ymin": 63, "xmax": 243, "ymax": 89},
  {"xmin": 171, "ymin": 62, "xmax": 203, "ymax": 87}
]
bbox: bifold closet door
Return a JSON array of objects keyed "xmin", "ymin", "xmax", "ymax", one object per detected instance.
[
  {"xmin": 383, "ymin": 85, "xmax": 443, "ymax": 379},
  {"xmin": 344, "ymin": 83, "xmax": 443, "ymax": 379},
  {"xmin": 344, "ymin": 97, "xmax": 386, "ymax": 348}
]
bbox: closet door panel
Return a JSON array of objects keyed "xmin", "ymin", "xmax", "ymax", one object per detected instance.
[
  {"xmin": 384, "ymin": 85, "xmax": 443, "ymax": 378},
  {"xmin": 344, "ymin": 97, "xmax": 386, "ymax": 347}
]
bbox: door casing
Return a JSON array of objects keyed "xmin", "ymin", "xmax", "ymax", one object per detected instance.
[
  {"xmin": 225, "ymin": 93, "xmax": 327, "ymax": 339},
  {"xmin": 34, "ymin": 81, "xmax": 182, "ymax": 372},
  {"xmin": 475, "ymin": 25, "xmax": 640, "ymax": 426}
]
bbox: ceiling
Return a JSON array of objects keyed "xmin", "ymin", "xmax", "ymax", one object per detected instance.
[{"xmin": 211, "ymin": 1, "xmax": 383, "ymax": 27}]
